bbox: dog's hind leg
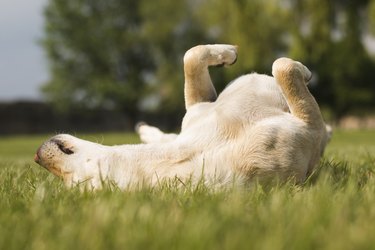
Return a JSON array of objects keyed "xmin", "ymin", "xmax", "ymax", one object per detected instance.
[
  {"xmin": 272, "ymin": 58, "xmax": 328, "ymax": 175},
  {"xmin": 183, "ymin": 44, "xmax": 237, "ymax": 109},
  {"xmin": 272, "ymin": 58, "xmax": 325, "ymax": 130}
]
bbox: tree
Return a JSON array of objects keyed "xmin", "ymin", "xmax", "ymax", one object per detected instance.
[
  {"xmin": 42, "ymin": 0, "xmax": 375, "ymax": 127},
  {"xmin": 286, "ymin": 0, "xmax": 375, "ymax": 118},
  {"xmin": 42, "ymin": 0, "xmax": 155, "ymax": 125}
]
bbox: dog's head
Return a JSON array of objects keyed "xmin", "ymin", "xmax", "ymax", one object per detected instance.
[{"xmin": 34, "ymin": 134, "xmax": 108, "ymax": 187}]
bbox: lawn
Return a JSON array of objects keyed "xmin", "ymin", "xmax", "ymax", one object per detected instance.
[{"xmin": 1, "ymin": 130, "xmax": 375, "ymax": 250}]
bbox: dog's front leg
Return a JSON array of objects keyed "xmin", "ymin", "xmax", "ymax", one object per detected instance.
[
  {"xmin": 183, "ymin": 44, "xmax": 237, "ymax": 109},
  {"xmin": 135, "ymin": 123, "xmax": 177, "ymax": 144}
]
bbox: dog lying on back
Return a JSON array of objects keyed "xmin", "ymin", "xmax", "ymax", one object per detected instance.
[{"xmin": 34, "ymin": 44, "xmax": 330, "ymax": 189}]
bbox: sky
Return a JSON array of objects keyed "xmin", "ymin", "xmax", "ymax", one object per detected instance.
[{"xmin": 0, "ymin": 0, "xmax": 48, "ymax": 101}]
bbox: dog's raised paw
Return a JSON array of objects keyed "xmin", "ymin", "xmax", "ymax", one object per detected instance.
[{"xmin": 272, "ymin": 57, "xmax": 312, "ymax": 82}]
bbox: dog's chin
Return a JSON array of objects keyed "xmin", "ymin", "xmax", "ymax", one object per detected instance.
[{"xmin": 43, "ymin": 163, "xmax": 73, "ymax": 179}]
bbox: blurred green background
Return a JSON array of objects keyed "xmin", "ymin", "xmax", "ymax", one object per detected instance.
[
  {"xmin": 1, "ymin": 2, "xmax": 375, "ymax": 248},
  {"xmin": 2, "ymin": 0, "xmax": 375, "ymax": 134}
]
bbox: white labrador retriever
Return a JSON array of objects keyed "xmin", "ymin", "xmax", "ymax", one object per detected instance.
[{"xmin": 34, "ymin": 44, "xmax": 329, "ymax": 189}]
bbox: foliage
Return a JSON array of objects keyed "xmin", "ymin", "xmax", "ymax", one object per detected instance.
[
  {"xmin": 42, "ymin": 0, "xmax": 375, "ymax": 125},
  {"xmin": 1, "ymin": 131, "xmax": 375, "ymax": 249},
  {"xmin": 42, "ymin": 0, "xmax": 154, "ymax": 122}
]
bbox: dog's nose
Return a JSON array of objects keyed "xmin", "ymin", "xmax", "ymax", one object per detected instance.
[
  {"xmin": 34, "ymin": 153, "xmax": 40, "ymax": 163},
  {"xmin": 34, "ymin": 145, "xmax": 42, "ymax": 163}
]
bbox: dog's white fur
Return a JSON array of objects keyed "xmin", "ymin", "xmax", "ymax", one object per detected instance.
[{"xmin": 34, "ymin": 44, "xmax": 329, "ymax": 189}]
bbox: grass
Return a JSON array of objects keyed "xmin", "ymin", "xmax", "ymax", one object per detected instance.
[{"xmin": 1, "ymin": 130, "xmax": 375, "ymax": 250}]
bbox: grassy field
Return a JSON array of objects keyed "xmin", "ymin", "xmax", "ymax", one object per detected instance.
[{"xmin": 1, "ymin": 130, "xmax": 375, "ymax": 250}]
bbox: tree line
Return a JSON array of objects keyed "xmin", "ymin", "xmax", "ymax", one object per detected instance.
[{"xmin": 42, "ymin": 0, "xmax": 375, "ymax": 127}]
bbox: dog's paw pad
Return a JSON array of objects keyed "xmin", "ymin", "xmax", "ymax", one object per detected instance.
[{"xmin": 207, "ymin": 44, "xmax": 238, "ymax": 66}]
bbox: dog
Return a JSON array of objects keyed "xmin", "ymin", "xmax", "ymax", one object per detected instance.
[{"xmin": 34, "ymin": 44, "xmax": 330, "ymax": 189}]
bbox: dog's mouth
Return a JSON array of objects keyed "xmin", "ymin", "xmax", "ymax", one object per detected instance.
[
  {"xmin": 34, "ymin": 150, "xmax": 50, "ymax": 172},
  {"xmin": 34, "ymin": 149, "xmax": 72, "ymax": 179}
]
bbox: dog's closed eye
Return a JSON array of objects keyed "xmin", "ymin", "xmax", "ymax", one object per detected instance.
[{"xmin": 52, "ymin": 140, "xmax": 74, "ymax": 155}]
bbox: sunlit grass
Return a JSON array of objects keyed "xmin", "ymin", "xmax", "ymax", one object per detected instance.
[{"xmin": 0, "ymin": 130, "xmax": 375, "ymax": 250}]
